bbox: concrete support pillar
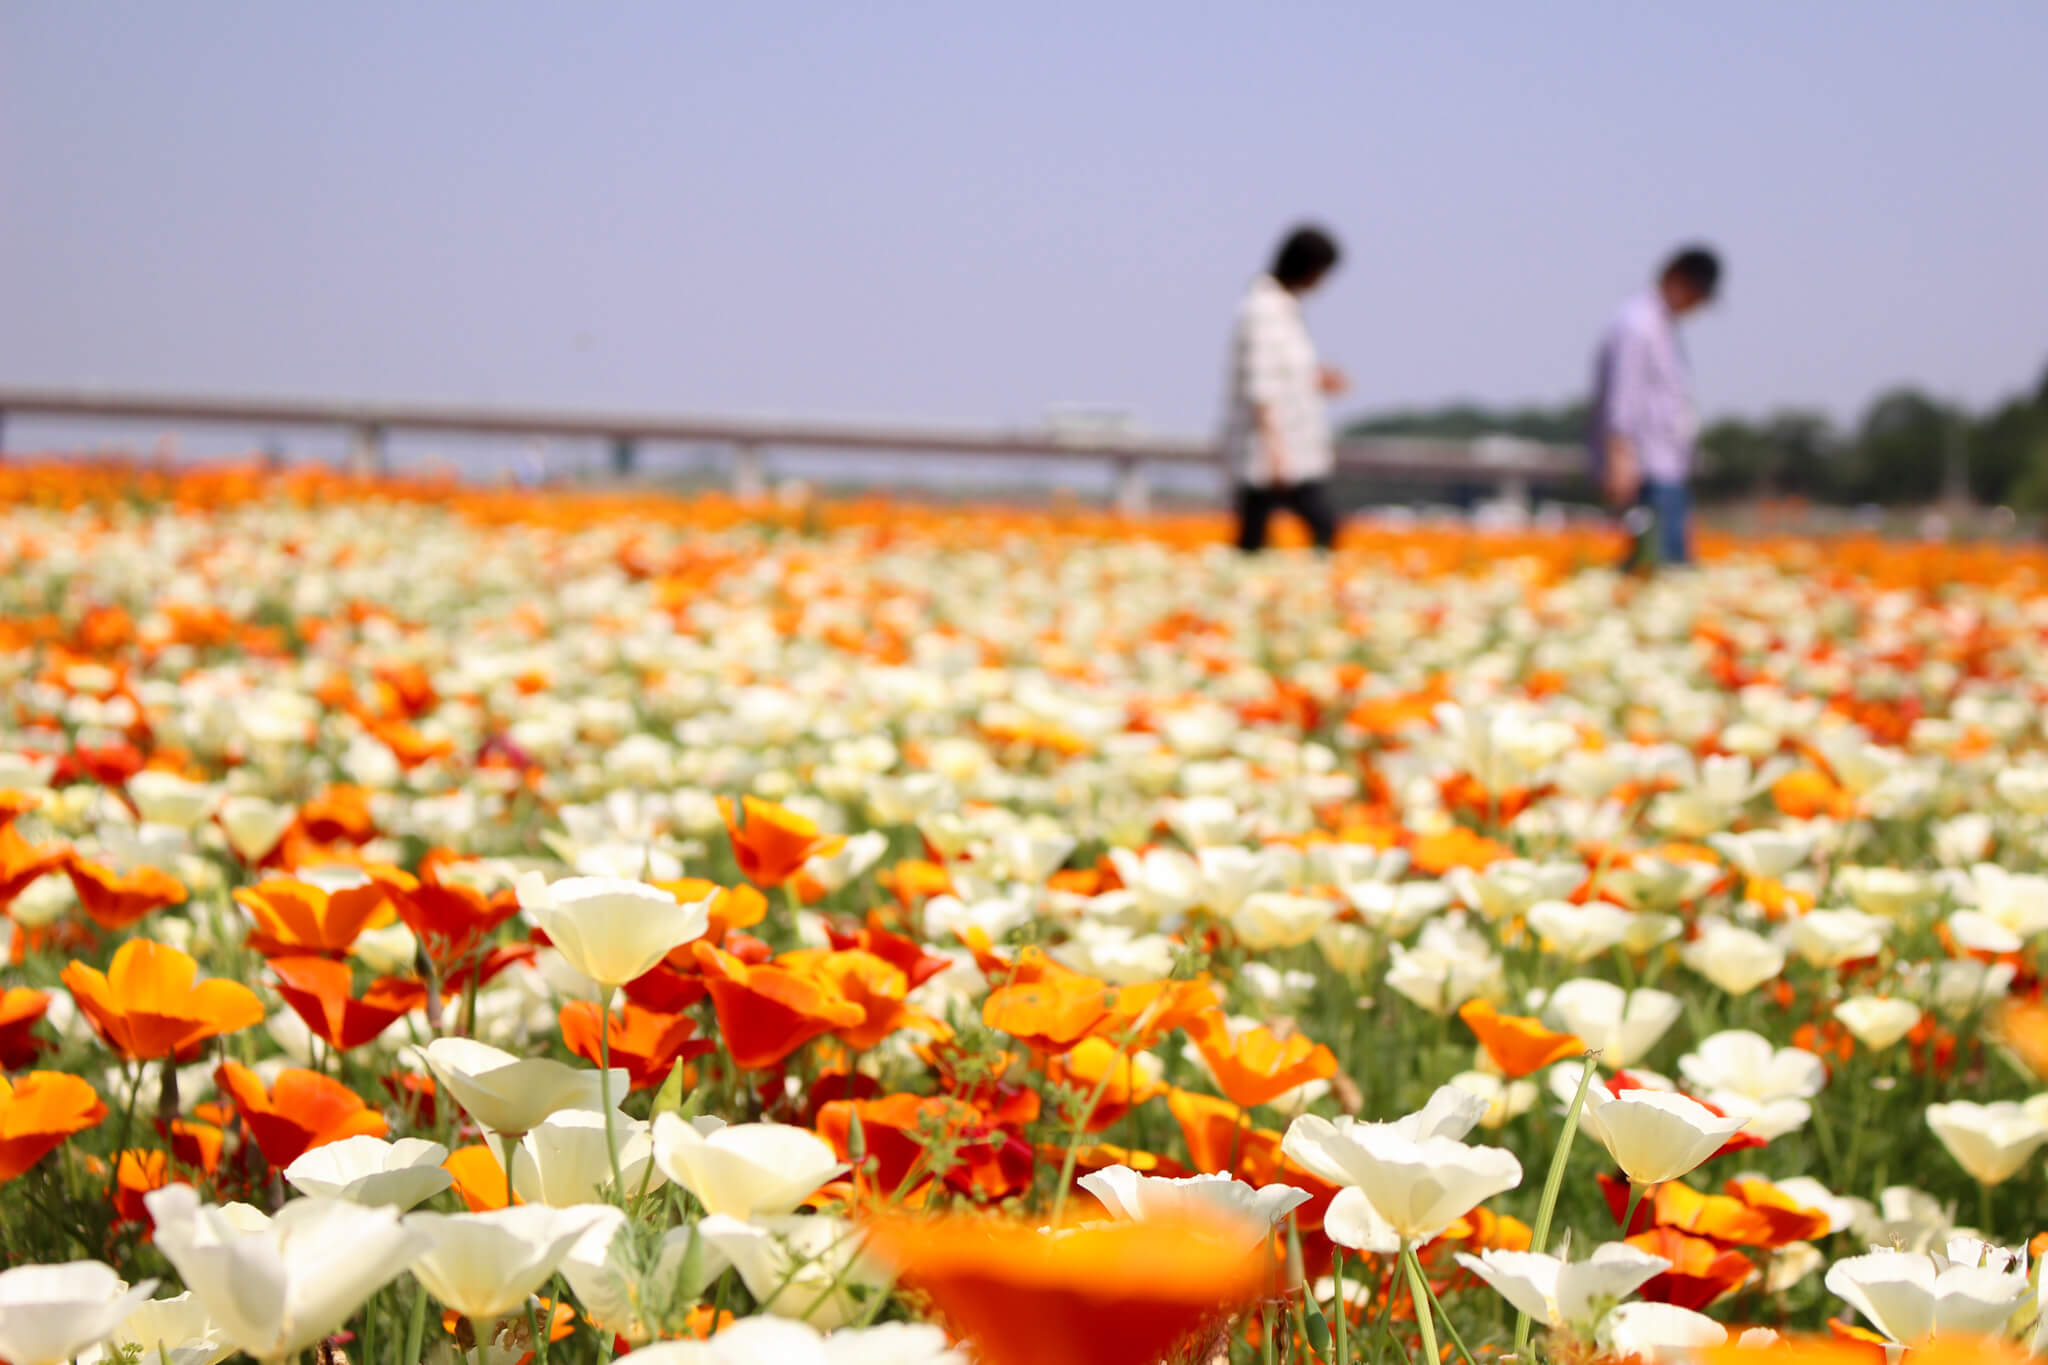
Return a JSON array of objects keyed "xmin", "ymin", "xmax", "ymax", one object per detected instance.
[
  {"xmin": 347, "ymin": 423, "xmax": 387, "ymax": 477},
  {"xmin": 731, "ymin": 441, "xmax": 765, "ymax": 499},
  {"xmin": 610, "ymin": 435, "xmax": 639, "ymax": 478},
  {"xmin": 1113, "ymin": 455, "xmax": 1150, "ymax": 518}
]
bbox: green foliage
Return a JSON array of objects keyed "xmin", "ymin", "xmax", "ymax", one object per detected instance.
[{"xmin": 1343, "ymin": 359, "xmax": 2048, "ymax": 508}]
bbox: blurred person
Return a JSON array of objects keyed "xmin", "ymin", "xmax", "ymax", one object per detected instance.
[
  {"xmin": 1223, "ymin": 224, "xmax": 1349, "ymax": 551},
  {"xmin": 1588, "ymin": 245, "xmax": 1723, "ymax": 570}
]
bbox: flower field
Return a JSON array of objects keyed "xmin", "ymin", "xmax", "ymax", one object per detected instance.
[{"xmin": 6, "ymin": 461, "xmax": 2048, "ymax": 1363}]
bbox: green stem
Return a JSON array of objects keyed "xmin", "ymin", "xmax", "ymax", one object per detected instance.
[
  {"xmin": 499, "ymin": 1131, "xmax": 521, "ymax": 1210},
  {"xmin": 597, "ymin": 987, "xmax": 627, "ymax": 1203},
  {"xmin": 102, "ymin": 1061, "xmax": 148, "ymax": 1208},
  {"xmin": 1399, "ymin": 1241, "xmax": 1438, "ymax": 1365},
  {"xmin": 528, "ymin": 1294, "xmax": 552, "ymax": 1365},
  {"xmin": 1513, "ymin": 1052, "xmax": 1599, "ymax": 1356},
  {"xmin": 1404, "ymin": 1242, "xmax": 1479, "ymax": 1365},
  {"xmin": 1047, "ymin": 1016, "xmax": 1152, "ymax": 1226},
  {"xmin": 1621, "ymin": 1181, "xmax": 1649, "ymax": 1239},
  {"xmin": 401, "ymin": 1280, "xmax": 429, "ymax": 1365},
  {"xmin": 1332, "ymin": 1252, "xmax": 1348, "ymax": 1364}
]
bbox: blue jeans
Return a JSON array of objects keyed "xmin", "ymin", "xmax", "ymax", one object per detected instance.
[{"xmin": 1640, "ymin": 479, "xmax": 1692, "ymax": 566}]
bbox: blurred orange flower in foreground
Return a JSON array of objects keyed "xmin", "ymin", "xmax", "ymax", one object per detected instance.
[
  {"xmin": 61, "ymin": 938, "xmax": 265, "ymax": 1060},
  {"xmin": 866, "ymin": 1211, "xmax": 1270, "ymax": 1365},
  {"xmin": 1707, "ymin": 1336, "xmax": 2029, "ymax": 1364},
  {"xmin": 0, "ymin": 1070, "xmax": 107, "ymax": 1182}
]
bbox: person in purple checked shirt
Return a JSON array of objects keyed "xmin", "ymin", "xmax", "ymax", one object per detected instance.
[{"xmin": 1588, "ymin": 246, "xmax": 1723, "ymax": 571}]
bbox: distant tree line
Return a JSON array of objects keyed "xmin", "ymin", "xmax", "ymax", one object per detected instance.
[{"xmin": 1343, "ymin": 363, "xmax": 2048, "ymax": 508}]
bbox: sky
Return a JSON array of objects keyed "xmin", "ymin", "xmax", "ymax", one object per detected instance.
[{"xmin": 4, "ymin": 2, "xmax": 2046, "ymax": 454}]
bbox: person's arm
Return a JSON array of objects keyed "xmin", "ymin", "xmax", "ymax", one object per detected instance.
[{"xmin": 1601, "ymin": 322, "xmax": 1652, "ymax": 508}]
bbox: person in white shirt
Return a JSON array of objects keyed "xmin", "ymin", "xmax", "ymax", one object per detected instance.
[
  {"xmin": 1222, "ymin": 225, "xmax": 1349, "ymax": 551},
  {"xmin": 1588, "ymin": 245, "xmax": 1723, "ymax": 569}
]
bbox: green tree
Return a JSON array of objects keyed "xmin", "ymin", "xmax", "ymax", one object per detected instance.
[
  {"xmin": 1842, "ymin": 388, "xmax": 1955, "ymax": 504},
  {"xmin": 1966, "ymin": 399, "xmax": 2048, "ymax": 504}
]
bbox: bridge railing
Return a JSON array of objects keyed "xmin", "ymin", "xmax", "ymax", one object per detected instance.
[{"xmin": 0, "ymin": 386, "xmax": 1586, "ymax": 513}]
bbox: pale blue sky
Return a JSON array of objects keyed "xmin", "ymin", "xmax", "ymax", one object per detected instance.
[{"xmin": 4, "ymin": 2, "xmax": 2045, "ymax": 444}]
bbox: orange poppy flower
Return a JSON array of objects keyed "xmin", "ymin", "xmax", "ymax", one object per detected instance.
[
  {"xmin": 62, "ymin": 938, "xmax": 265, "ymax": 1060},
  {"xmin": 1992, "ymin": 998, "xmax": 2048, "ymax": 1081},
  {"xmin": 778, "ymin": 947, "xmax": 952, "ymax": 1050},
  {"xmin": 1772, "ymin": 767, "xmax": 1854, "ymax": 820},
  {"xmin": 214, "ymin": 1060, "xmax": 387, "ymax": 1168},
  {"xmin": 164, "ymin": 1117, "xmax": 225, "ymax": 1174},
  {"xmin": 0, "ymin": 1070, "xmax": 107, "ymax": 1182},
  {"xmin": 1165, "ymin": 1087, "xmax": 1286, "ymax": 1183},
  {"xmin": 234, "ymin": 876, "xmax": 394, "ymax": 958},
  {"xmin": 1624, "ymin": 1226, "xmax": 1753, "ymax": 1310},
  {"xmin": 1098, "ymin": 978, "xmax": 1220, "ymax": 1051},
  {"xmin": 692, "ymin": 941, "xmax": 864, "ymax": 1070},
  {"xmin": 1602, "ymin": 1173, "xmax": 1771, "ymax": 1244},
  {"xmin": 1186, "ymin": 1011, "xmax": 1337, "ymax": 1111},
  {"xmin": 879, "ymin": 858, "xmax": 953, "ymax": 906},
  {"xmin": 296, "ymin": 784, "xmax": 379, "ymax": 845},
  {"xmin": 1722, "ymin": 1177, "xmax": 1832, "ymax": 1247},
  {"xmin": 718, "ymin": 795, "xmax": 830, "ymax": 887},
  {"xmin": 558, "ymin": 999, "xmax": 714, "ymax": 1091},
  {"xmin": 1047, "ymin": 1037, "xmax": 1167, "ymax": 1133},
  {"xmin": 385, "ymin": 874, "xmax": 519, "ymax": 968},
  {"xmin": 443, "ymin": 1143, "xmax": 517, "ymax": 1210},
  {"xmin": 865, "ymin": 1212, "xmax": 1270, "ymax": 1365},
  {"xmin": 0, "ymin": 986, "xmax": 50, "ymax": 1069},
  {"xmin": 1457, "ymin": 999, "xmax": 1584, "ymax": 1078},
  {"xmin": 819, "ymin": 1093, "xmax": 1033, "ymax": 1201},
  {"xmin": 983, "ymin": 973, "xmax": 1114, "ymax": 1052},
  {"xmin": 919, "ymin": 1039, "xmax": 1043, "ymax": 1129},
  {"xmin": 1446, "ymin": 1205, "xmax": 1534, "ymax": 1253},
  {"xmin": 1704, "ymin": 1331, "xmax": 1908, "ymax": 1364},
  {"xmin": 1162, "ymin": 1088, "xmax": 1342, "ymax": 1231},
  {"xmin": 268, "ymin": 955, "xmax": 427, "ymax": 1051},
  {"xmin": 111, "ymin": 1148, "xmax": 177, "ymax": 1225},
  {"xmin": 0, "ymin": 821, "xmax": 69, "ymax": 905},
  {"xmin": 825, "ymin": 910, "xmax": 954, "ymax": 991},
  {"xmin": 1409, "ymin": 827, "xmax": 1510, "ymax": 877},
  {"xmin": 0, "ymin": 789, "xmax": 41, "ymax": 831},
  {"xmin": 650, "ymin": 878, "xmax": 767, "ymax": 941},
  {"xmin": 1063, "ymin": 1142, "xmax": 1191, "ymax": 1183},
  {"xmin": 65, "ymin": 857, "xmax": 188, "ymax": 930},
  {"xmin": 621, "ymin": 956, "xmax": 712, "ymax": 1014}
]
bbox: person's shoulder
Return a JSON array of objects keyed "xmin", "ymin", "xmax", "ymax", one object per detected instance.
[
  {"xmin": 1601, "ymin": 290, "xmax": 1658, "ymax": 346},
  {"xmin": 1240, "ymin": 274, "xmax": 1289, "ymax": 315},
  {"xmin": 1619, "ymin": 289, "xmax": 1665, "ymax": 332}
]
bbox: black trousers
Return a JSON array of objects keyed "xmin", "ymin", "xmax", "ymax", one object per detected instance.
[{"xmin": 1234, "ymin": 479, "xmax": 1338, "ymax": 551}]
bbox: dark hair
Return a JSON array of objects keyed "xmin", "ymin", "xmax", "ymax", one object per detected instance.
[
  {"xmin": 1661, "ymin": 245, "xmax": 1722, "ymax": 300},
  {"xmin": 1271, "ymin": 225, "xmax": 1340, "ymax": 291}
]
